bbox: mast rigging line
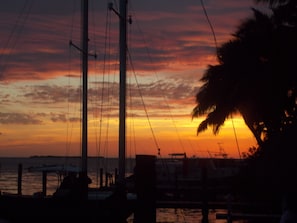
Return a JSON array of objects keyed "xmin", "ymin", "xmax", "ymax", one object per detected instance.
[
  {"xmin": 97, "ymin": 3, "xmax": 113, "ymax": 161},
  {"xmin": 200, "ymin": 0, "xmax": 218, "ymax": 56},
  {"xmin": 127, "ymin": 2, "xmax": 187, "ymax": 156},
  {"xmin": 99, "ymin": 4, "xmax": 114, "ymax": 162},
  {"xmin": 0, "ymin": 0, "xmax": 34, "ymax": 77},
  {"xmin": 65, "ymin": 1, "xmax": 75, "ymax": 158},
  {"xmin": 65, "ymin": 41, "xmax": 75, "ymax": 158},
  {"xmin": 105, "ymin": 0, "xmax": 128, "ymax": 182},
  {"xmin": 64, "ymin": 0, "xmax": 83, "ymax": 163},
  {"xmin": 231, "ymin": 114, "xmax": 242, "ymax": 159},
  {"xmin": 127, "ymin": 49, "xmax": 161, "ymax": 152},
  {"xmin": 200, "ymin": 0, "xmax": 241, "ymax": 158}
]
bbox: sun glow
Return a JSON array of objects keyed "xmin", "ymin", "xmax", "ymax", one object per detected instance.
[{"xmin": 0, "ymin": 0, "xmax": 258, "ymax": 158}]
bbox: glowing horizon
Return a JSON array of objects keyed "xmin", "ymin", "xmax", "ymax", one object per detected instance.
[{"xmin": 0, "ymin": 0, "xmax": 264, "ymax": 158}]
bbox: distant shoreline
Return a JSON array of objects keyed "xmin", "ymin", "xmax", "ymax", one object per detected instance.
[
  {"xmin": 29, "ymin": 155, "xmax": 105, "ymax": 159},
  {"xmin": 0, "ymin": 155, "xmax": 107, "ymax": 159}
]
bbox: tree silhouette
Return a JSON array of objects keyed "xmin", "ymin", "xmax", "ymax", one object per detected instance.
[
  {"xmin": 192, "ymin": 6, "xmax": 297, "ymax": 148},
  {"xmin": 255, "ymin": 0, "xmax": 297, "ymax": 27},
  {"xmin": 192, "ymin": 0, "xmax": 297, "ymax": 202}
]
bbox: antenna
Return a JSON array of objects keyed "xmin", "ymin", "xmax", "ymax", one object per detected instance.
[{"xmin": 215, "ymin": 142, "xmax": 228, "ymax": 159}]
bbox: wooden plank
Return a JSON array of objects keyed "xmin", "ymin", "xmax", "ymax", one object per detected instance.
[{"xmin": 216, "ymin": 212, "xmax": 281, "ymax": 220}]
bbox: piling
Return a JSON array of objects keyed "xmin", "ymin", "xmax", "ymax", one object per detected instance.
[
  {"xmin": 42, "ymin": 171, "xmax": 47, "ymax": 196},
  {"xmin": 134, "ymin": 155, "xmax": 156, "ymax": 223},
  {"xmin": 201, "ymin": 166, "xmax": 209, "ymax": 223},
  {"xmin": 100, "ymin": 168, "xmax": 103, "ymax": 188},
  {"xmin": 105, "ymin": 171, "xmax": 108, "ymax": 187},
  {"xmin": 115, "ymin": 168, "xmax": 118, "ymax": 182},
  {"xmin": 17, "ymin": 163, "xmax": 22, "ymax": 195}
]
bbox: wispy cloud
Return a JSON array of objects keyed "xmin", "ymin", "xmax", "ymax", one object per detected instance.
[
  {"xmin": 0, "ymin": 112, "xmax": 43, "ymax": 125},
  {"xmin": 0, "ymin": 0, "xmax": 260, "ymax": 156}
]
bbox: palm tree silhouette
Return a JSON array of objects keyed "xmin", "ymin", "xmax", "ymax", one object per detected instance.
[
  {"xmin": 192, "ymin": 6, "xmax": 297, "ymax": 148},
  {"xmin": 193, "ymin": 0, "xmax": 297, "ymax": 208}
]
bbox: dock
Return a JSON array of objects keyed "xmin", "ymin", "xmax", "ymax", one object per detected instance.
[
  {"xmin": 134, "ymin": 154, "xmax": 282, "ymax": 223},
  {"xmin": 7, "ymin": 155, "xmax": 283, "ymax": 223}
]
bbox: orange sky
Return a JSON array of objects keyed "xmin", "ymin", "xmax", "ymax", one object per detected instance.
[{"xmin": 0, "ymin": 0, "xmax": 266, "ymax": 158}]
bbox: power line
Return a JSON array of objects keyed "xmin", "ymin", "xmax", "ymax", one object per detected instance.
[{"xmin": 200, "ymin": 0, "xmax": 219, "ymax": 57}]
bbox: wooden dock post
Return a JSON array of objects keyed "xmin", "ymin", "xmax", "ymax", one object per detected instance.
[
  {"xmin": 105, "ymin": 171, "xmax": 108, "ymax": 187},
  {"xmin": 134, "ymin": 155, "xmax": 156, "ymax": 223},
  {"xmin": 115, "ymin": 168, "xmax": 118, "ymax": 182},
  {"xmin": 17, "ymin": 163, "xmax": 22, "ymax": 195},
  {"xmin": 227, "ymin": 193, "xmax": 232, "ymax": 223},
  {"xmin": 201, "ymin": 166, "xmax": 209, "ymax": 223},
  {"xmin": 100, "ymin": 168, "xmax": 103, "ymax": 188},
  {"xmin": 42, "ymin": 171, "xmax": 47, "ymax": 196}
]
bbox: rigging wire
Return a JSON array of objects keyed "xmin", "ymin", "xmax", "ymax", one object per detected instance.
[
  {"xmin": 98, "ymin": 2, "xmax": 113, "ymax": 165},
  {"xmin": 99, "ymin": 0, "xmax": 120, "ymax": 169},
  {"xmin": 127, "ymin": 14, "xmax": 138, "ymax": 158},
  {"xmin": 200, "ymin": 0, "xmax": 218, "ymax": 56},
  {"xmin": 127, "ymin": 1, "xmax": 188, "ymax": 180},
  {"xmin": 200, "ymin": 0, "xmax": 241, "ymax": 158},
  {"xmin": 126, "ymin": 6, "xmax": 161, "ymax": 152},
  {"xmin": 103, "ymin": 10, "xmax": 121, "ymax": 162},
  {"xmin": 0, "ymin": 0, "xmax": 34, "ymax": 77},
  {"xmin": 128, "ymin": 1, "xmax": 186, "ymax": 156},
  {"xmin": 127, "ymin": 49, "xmax": 161, "ymax": 152},
  {"xmin": 231, "ymin": 114, "xmax": 242, "ymax": 159},
  {"xmin": 89, "ymin": 0, "xmax": 102, "ymax": 186},
  {"xmin": 65, "ymin": 0, "xmax": 77, "ymax": 160}
]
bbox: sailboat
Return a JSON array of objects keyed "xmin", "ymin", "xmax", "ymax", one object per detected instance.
[{"xmin": 0, "ymin": 0, "xmax": 136, "ymax": 222}]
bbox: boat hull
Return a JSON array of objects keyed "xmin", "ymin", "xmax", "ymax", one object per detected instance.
[{"xmin": 0, "ymin": 194, "xmax": 135, "ymax": 223}]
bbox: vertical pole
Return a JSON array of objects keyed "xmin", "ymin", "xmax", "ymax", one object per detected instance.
[
  {"xmin": 202, "ymin": 166, "xmax": 209, "ymax": 223},
  {"xmin": 115, "ymin": 168, "xmax": 118, "ymax": 182},
  {"xmin": 105, "ymin": 172, "xmax": 108, "ymax": 187},
  {"xmin": 118, "ymin": 0, "xmax": 127, "ymax": 184},
  {"xmin": 134, "ymin": 155, "xmax": 156, "ymax": 223},
  {"xmin": 100, "ymin": 168, "xmax": 103, "ymax": 188},
  {"xmin": 42, "ymin": 171, "xmax": 47, "ymax": 196},
  {"xmin": 227, "ymin": 194, "xmax": 232, "ymax": 223},
  {"xmin": 81, "ymin": 0, "xmax": 88, "ymax": 199},
  {"xmin": 17, "ymin": 163, "xmax": 22, "ymax": 195}
]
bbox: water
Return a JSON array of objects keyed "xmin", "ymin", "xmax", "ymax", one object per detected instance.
[
  {"xmin": 0, "ymin": 157, "xmax": 247, "ymax": 223},
  {"xmin": 0, "ymin": 157, "xmax": 132, "ymax": 195}
]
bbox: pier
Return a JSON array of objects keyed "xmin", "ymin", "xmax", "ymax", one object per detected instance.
[
  {"xmin": 134, "ymin": 154, "xmax": 282, "ymax": 223},
  {"xmin": 6, "ymin": 156, "xmax": 283, "ymax": 223}
]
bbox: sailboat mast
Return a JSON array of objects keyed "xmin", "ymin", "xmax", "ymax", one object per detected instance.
[
  {"xmin": 81, "ymin": 0, "xmax": 88, "ymax": 183},
  {"xmin": 118, "ymin": 0, "xmax": 127, "ymax": 183}
]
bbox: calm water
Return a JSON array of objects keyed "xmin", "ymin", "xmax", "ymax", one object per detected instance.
[{"xmin": 0, "ymin": 157, "xmax": 245, "ymax": 223}]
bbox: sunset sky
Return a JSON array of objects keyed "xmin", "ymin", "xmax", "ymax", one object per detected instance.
[{"xmin": 0, "ymin": 0, "xmax": 266, "ymax": 158}]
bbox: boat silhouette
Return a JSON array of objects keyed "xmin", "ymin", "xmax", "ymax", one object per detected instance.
[{"xmin": 0, "ymin": 1, "xmax": 136, "ymax": 222}]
